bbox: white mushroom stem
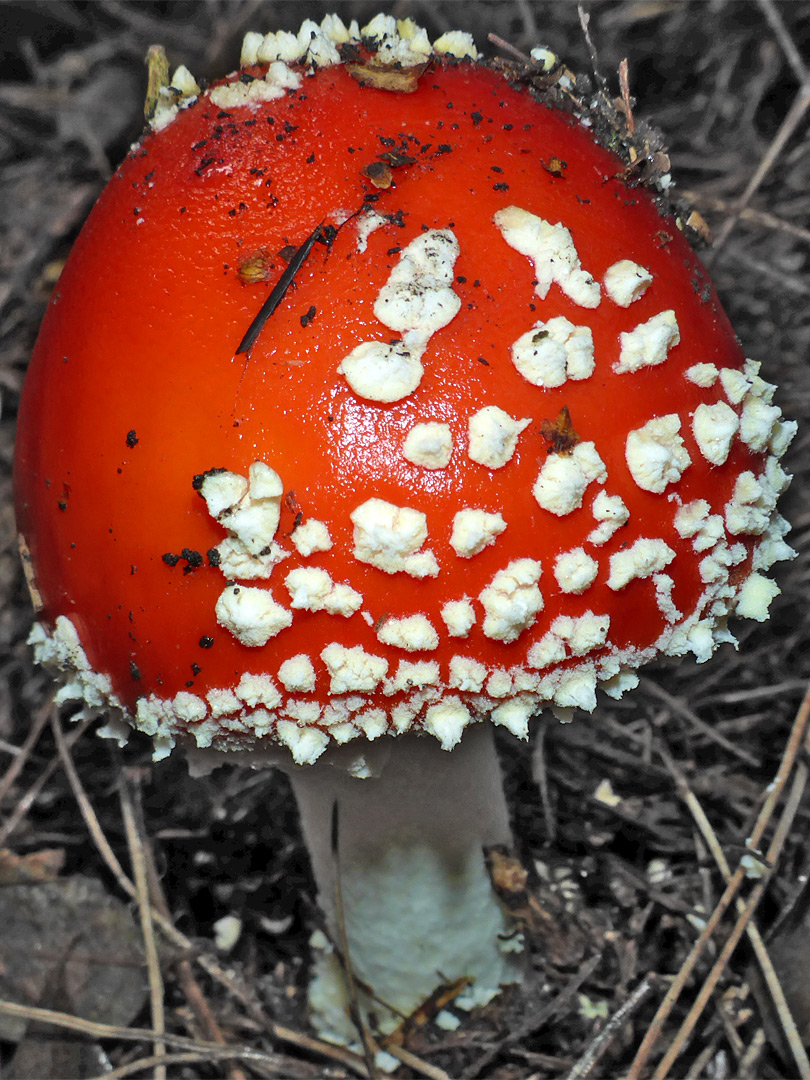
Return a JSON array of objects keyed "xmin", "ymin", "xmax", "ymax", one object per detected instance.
[{"xmin": 287, "ymin": 723, "xmax": 522, "ymax": 1042}]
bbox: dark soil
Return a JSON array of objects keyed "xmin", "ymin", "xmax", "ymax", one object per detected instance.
[{"xmin": 0, "ymin": 2, "xmax": 809, "ymax": 1078}]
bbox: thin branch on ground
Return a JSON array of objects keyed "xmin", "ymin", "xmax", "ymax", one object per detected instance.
[
  {"xmin": 0, "ymin": 712, "xmax": 93, "ymax": 845},
  {"xmin": 0, "ymin": 998, "xmax": 281, "ymax": 1067},
  {"xmin": 682, "ymin": 190, "xmax": 810, "ymax": 245},
  {"xmin": 119, "ymin": 770, "xmax": 167, "ymax": 1080},
  {"xmin": 460, "ymin": 956, "xmax": 602, "ymax": 1080},
  {"xmin": 565, "ymin": 973, "xmax": 659, "ymax": 1080},
  {"xmin": 0, "ymin": 697, "xmax": 52, "ymax": 805},
  {"xmin": 709, "ymin": 78, "xmax": 810, "ymax": 257},
  {"xmin": 756, "ymin": 0, "xmax": 809, "ymax": 83},
  {"xmin": 651, "ymin": 723, "xmax": 810, "ymax": 1079},
  {"xmin": 50, "ymin": 714, "xmax": 374, "ymax": 1078},
  {"xmin": 627, "ymin": 679, "xmax": 810, "ymax": 1079},
  {"xmin": 380, "ymin": 1043, "xmax": 453, "ymax": 1080},
  {"xmin": 660, "ymin": 746, "xmax": 810, "ymax": 1079},
  {"xmin": 140, "ymin": 827, "xmax": 249, "ymax": 1080}
]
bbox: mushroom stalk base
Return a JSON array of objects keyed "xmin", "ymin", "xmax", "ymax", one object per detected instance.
[{"xmin": 288, "ymin": 724, "xmax": 522, "ymax": 1043}]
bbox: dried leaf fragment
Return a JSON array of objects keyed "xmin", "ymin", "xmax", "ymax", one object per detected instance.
[
  {"xmin": 488, "ymin": 849, "xmax": 588, "ymax": 966},
  {"xmin": 541, "ymin": 405, "xmax": 580, "ymax": 455},
  {"xmin": 641, "ymin": 150, "xmax": 671, "ymax": 184},
  {"xmin": 488, "ymin": 847, "xmax": 529, "ymax": 898},
  {"xmin": 346, "ymin": 60, "xmax": 429, "ymax": 94},
  {"xmin": 143, "ymin": 44, "xmax": 170, "ymax": 121},
  {"xmin": 0, "ymin": 875, "xmax": 151, "ymax": 1043},
  {"xmin": 237, "ymin": 248, "xmax": 274, "ymax": 284},
  {"xmin": 380, "ymin": 150, "xmax": 417, "ymax": 167},
  {"xmin": 0, "ymin": 847, "xmax": 64, "ymax": 885},
  {"xmin": 17, "ymin": 534, "xmax": 43, "ymax": 612},
  {"xmin": 686, "ymin": 209, "xmax": 712, "ymax": 244},
  {"xmin": 384, "ymin": 976, "xmax": 472, "ymax": 1045},
  {"xmin": 541, "ymin": 155, "xmax": 568, "ymax": 177},
  {"xmin": 362, "ymin": 161, "xmax": 394, "ymax": 189}
]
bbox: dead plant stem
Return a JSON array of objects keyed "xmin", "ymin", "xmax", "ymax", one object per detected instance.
[
  {"xmin": 661, "ymin": 748, "xmax": 810, "ymax": 1078},
  {"xmin": 651, "ymin": 746, "xmax": 809, "ymax": 1079},
  {"xmin": 626, "ymin": 680, "xmax": 810, "ymax": 1079},
  {"xmin": 120, "ymin": 770, "xmax": 166, "ymax": 1080}
]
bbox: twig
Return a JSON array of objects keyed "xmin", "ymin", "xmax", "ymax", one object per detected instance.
[
  {"xmin": 618, "ymin": 58, "xmax": 634, "ymax": 134},
  {"xmin": 487, "ymin": 33, "xmax": 531, "ymax": 64},
  {"xmin": 565, "ymin": 973, "xmax": 657, "ymax": 1079},
  {"xmin": 660, "ymin": 748, "xmax": 810, "ymax": 1079},
  {"xmin": 534, "ymin": 717, "xmax": 557, "ymax": 844},
  {"xmin": 683, "ymin": 1037, "xmax": 722, "ymax": 1080},
  {"xmin": 236, "ymin": 221, "xmax": 328, "ymax": 355},
  {"xmin": 382, "ymin": 1043, "xmax": 453, "ymax": 1080},
  {"xmin": 651, "ymin": 737, "xmax": 809, "ymax": 1079},
  {"xmin": 53, "ymin": 727, "xmax": 371, "ymax": 1076},
  {"xmin": 170, "ymin": 963, "xmax": 249, "ymax": 1080},
  {"xmin": 0, "ymin": 998, "xmax": 279, "ymax": 1064},
  {"xmin": 460, "ymin": 955, "xmax": 601, "ymax": 1080},
  {"xmin": 0, "ymin": 713, "xmax": 93, "ymax": 844},
  {"xmin": 0, "ymin": 983, "xmax": 369, "ymax": 1078},
  {"xmin": 739, "ymin": 1027, "xmax": 767, "ymax": 1078},
  {"xmin": 709, "ymin": 77, "xmax": 810, "ymax": 258},
  {"xmin": 140, "ymin": 825, "xmax": 248, "ymax": 1080},
  {"xmin": 721, "ymin": 245, "xmax": 810, "ymax": 296},
  {"xmin": 120, "ymin": 770, "xmax": 166, "ymax": 1080},
  {"xmin": 640, "ymin": 677, "xmax": 759, "ymax": 766},
  {"xmin": 88, "ymin": 1050, "xmax": 267, "ymax": 1080},
  {"xmin": 0, "ymin": 697, "xmax": 52, "ymax": 805},
  {"xmin": 577, "ymin": 4, "xmax": 606, "ymax": 92},
  {"xmin": 514, "ymin": 0, "xmax": 539, "ymax": 49},
  {"xmin": 681, "ymin": 190, "xmax": 810, "ymax": 246},
  {"xmin": 0, "ymin": 738, "xmax": 25, "ymax": 758},
  {"xmin": 716, "ymin": 986, "xmax": 746, "ymax": 1064},
  {"xmin": 102, "ymin": 0, "xmax": 207, "ymax": 51},
  {"xmin": 51, "ymin": 711, "xmax": 134, "ymax": 895},
  {"xmin": 626, "ymin": 679, "xmax": 810, "ymax": 1079},
  {"xmin": 711, "ymin": 679, "xmax": 810, "ymax": 705},
  {"xmin": 756, "ymin": 0, "xmax": 809, "ymax": 83}
]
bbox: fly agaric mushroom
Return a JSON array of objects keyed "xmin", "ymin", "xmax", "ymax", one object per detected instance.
[{"xmin": 14, "ymin": 13, "xmax": 796, "ymax": 1045}]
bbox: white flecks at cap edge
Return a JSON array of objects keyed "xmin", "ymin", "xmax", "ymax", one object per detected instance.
[
  {"xmin": 240, "ymin": 14, "xmax": 478, "ymax": 73},
  {"xmin": 607, "ymin": 538, "xmax": 676, "ymax": 591},
  {"xmin": 614, "ymin": 310, "xmax": 680, "ymax": 375},
  {"xmin": 692, "ymin": 401, "xmax": 739, "ymax": 466},
  {"xmin": 278, "ymin": 654, "xmax": 318, "ymax": 692},
  {"xmin": 441, "ymin": 600, "xmax": 476, "ymax": 637},
  {"xmin": 684, "ymin": 362, "xmax": 719, "ymax": 388},
  {"xmin": 285, "ymin": 566, "xmax": 363, "ymax": 616},
  {"xmin": 209, "ymin": 62, "xmax": 302, "ymax": 110},
  {"xmin": 291, "ymin": 518, "xmax": 333, "ymax": 556},
  {"xmin": 215, "ymin": 584, "xmax": 293, "ymax": 646}
]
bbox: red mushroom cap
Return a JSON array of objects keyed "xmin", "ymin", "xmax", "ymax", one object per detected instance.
[{"xmin": 14, "ymin": 21, "xmax": 795, "ymax": 763}]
